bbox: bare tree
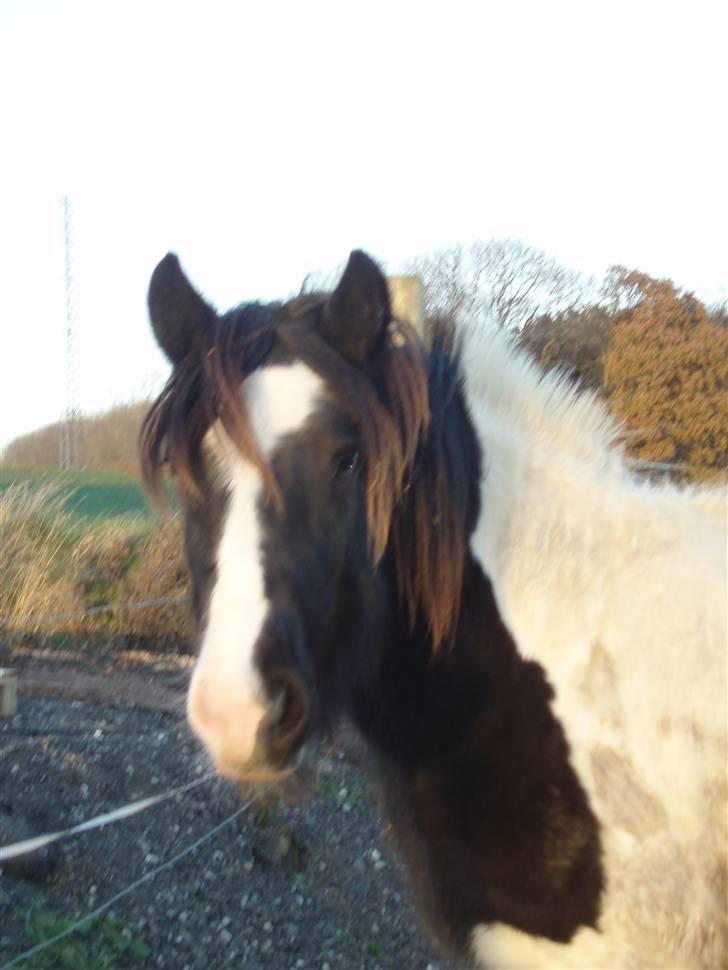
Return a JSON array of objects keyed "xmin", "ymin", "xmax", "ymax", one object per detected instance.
[{"xmin": 408, "ymin": 238, "xmax": 589, "ymax": 331}]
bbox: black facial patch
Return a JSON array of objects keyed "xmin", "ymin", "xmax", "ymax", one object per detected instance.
[{"xmin": 254, "ymin": 400, "xmax": 387, "ymax": 742}]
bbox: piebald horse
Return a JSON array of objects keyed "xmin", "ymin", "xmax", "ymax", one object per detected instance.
[{"xmin": 142, "ymin": 250, "xmax": 727, "ymax": 969}]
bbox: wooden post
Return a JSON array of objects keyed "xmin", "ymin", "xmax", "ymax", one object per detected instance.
[
  {"xmin": 388, "ymin": 275, "xmax": 425, "ymax": 337},
  {"xmin": 0, "ymin": 668, "xmax": 17, "ymax": 717}
]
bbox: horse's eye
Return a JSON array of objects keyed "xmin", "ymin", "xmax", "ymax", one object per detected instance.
[{"xmin": 333, "ymin": 451, "xmax": 359, "ymax": 479}]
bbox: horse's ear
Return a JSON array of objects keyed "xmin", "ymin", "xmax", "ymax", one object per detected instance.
[
  {"xmin": 322, "ymin": 250, "xmax": 390, "ymax": 361},
  {"xmin": 148, "ymin": 253, "xmax": 217, "ymax": 364}
]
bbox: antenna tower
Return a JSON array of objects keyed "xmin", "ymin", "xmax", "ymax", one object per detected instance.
[{"xmin": 60, "ymin": 196, "xmax": 80, "ymax": 469}]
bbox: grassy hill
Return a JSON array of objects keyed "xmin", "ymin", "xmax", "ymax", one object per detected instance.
[{"xmin": 0, "ymin": 465, "xmax": 151, "ymax": 521}]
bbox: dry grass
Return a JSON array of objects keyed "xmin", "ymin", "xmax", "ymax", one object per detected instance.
[
  {"xmin": 0, "ymin": 483, "xmax": 192, "ymax": 644},
  {"xmin": 0, "ymin": 483, "xmax": 82, "ymax": 629}
]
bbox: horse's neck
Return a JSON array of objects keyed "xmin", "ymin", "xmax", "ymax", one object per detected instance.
[
  {"xmin": 354, "ymin": 557, "xmax": 603, "ymax": 950},
  {"xmin": 460, "ymin": 338, "xmax": 628, "ymax": 656},
  {"xmin": 353, "ymin": 561, "xmax": 502, "ymax": 763},
  {"xmin": 470, "ymin": 425, "xmax": 614, "ymax": 656},
  {"xmin": 355, "ymin": 558, "xmax": 558, "ymax": 769}
]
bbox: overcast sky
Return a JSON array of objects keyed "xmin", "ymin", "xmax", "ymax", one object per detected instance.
[{"xmin": 1, "ymin": 0, "xmax": 726, "ymax": 450}]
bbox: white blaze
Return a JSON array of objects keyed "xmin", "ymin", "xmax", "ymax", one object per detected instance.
[{"xmin": 187, "ymin": 363, "xmax": 324, "ymax": 773}]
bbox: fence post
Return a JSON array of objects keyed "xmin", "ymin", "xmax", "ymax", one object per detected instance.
[
  {"xmin": 0, "ymin": 668, "xmax": 17, "ymax": 717},
  {"xmin": 388, "ymin": 275, "xmax": 425, "ymax": 337}
]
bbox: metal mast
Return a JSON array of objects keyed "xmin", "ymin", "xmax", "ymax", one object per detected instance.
[{"xmin": 59, "ymin": 195, "xmax": 80, "ymax": 469}]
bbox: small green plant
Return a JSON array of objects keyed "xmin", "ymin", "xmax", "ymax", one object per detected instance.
[
  {"xmin": 8, "ymin": 906, "xmax": 151, "ymax": 970},
  {"xmin": 331, "ymin": 927, "xmax": 394, "ymax": 967},
  {"xmin": 317, "ymin": 774, "xmax": 339, "ymax": 800},
  {"xmin": 318, "ymin": 772, "xmax": 366, "ymax": 811},
  {"xmin": 253, "ymin": 802, "xmax": 272, "ymax": 826},
  {"xmin": 291, "ymin": 871, "xmax": 307, "ymax": 894},
  {"xmin": 365, "ymin": 937, "xmax": 394, "ymax": 965}
]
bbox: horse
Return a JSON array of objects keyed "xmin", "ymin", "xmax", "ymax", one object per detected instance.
[{"xmin": 141, "ymin": 250, "xmax": 727, "ymax": 969}]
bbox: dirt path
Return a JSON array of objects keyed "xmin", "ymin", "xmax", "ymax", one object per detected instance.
[
  {"xmin": 0, "ymin": 641, "xmax": 460, "ymax": 970},
  {"xmin": 0, "ymin": 641, "xmax": 191, "ymax": 711}
]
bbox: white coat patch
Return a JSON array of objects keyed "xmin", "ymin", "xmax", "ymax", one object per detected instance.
[{"xmin": 187, "ymin": 363, "xmax": 324, "ymax": 772}]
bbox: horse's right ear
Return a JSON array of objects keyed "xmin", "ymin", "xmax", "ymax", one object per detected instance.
[
  {"xmin": 148, "ymin": 253, "xmax": 217, "ymax": 364},
  {"xmin": 322, "ymin": 250, "xmax": 391, "ymax": 362}
]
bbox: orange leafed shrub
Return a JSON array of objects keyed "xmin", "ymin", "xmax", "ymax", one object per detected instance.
[{"xmin": 603, "ymin": 270, "xmax": 728, "ymax": 480}]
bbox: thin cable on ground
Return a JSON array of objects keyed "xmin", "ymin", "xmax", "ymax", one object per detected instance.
[
  {"xmin": 0, "ymin": 772, "xmax": 216, "ymax": 864},
  {"xmin": 0, "ymin": 787, "xmax": 268, "ymax": 970},
  {"xmin": 0, "ymin": 594, "xmax": 189, "ymax": 629}
]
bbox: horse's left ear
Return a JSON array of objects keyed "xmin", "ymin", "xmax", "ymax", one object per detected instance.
[
  {"xmin": 322, "ymin": 250, "xmax": 390, "ymax": 361},
  {"xmin": 148, "ymin": 253, "xmax": 217, "ymax": 365}
]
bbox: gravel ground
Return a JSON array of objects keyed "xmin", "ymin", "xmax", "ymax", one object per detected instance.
[{"xmin": 0, "ymin": 651, "xmax": 464, "ymax": 970}]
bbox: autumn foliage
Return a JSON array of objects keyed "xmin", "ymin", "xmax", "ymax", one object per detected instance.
[
  {"xmin": 519, "ymin": 306, "xmax": 613, "ymax": 391},
  {"xmin": 603, "ymin": 269, "xmax": 728, "ymax": 480}
]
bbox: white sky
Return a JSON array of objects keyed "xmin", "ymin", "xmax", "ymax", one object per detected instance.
[{"xmin": 1, "ymin": 0, "xmax": 726, "ymax": 449}]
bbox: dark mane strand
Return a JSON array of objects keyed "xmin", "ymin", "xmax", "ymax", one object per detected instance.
[
  {"xmin": 359, "ymin": 320, "xmax": 431, "ymax": 561},
  {"xmin": 140, "ymin": 356, "xmax": 212, "ymax": 504},
  {"xmin": 140, "ymin": 303, "xmax": 283, "ymax": 505},
  {"xmin": 207, "ymin": 308, "xmax": 281, "ymax": 506},
  {"xmin": 391, "ymin": 333, "xmax": 480, "ymax": 652}
]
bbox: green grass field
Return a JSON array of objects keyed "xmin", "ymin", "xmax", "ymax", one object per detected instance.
[{"xmin": 0, "ymin": 466, "xmax": 152, "ymax": 521}]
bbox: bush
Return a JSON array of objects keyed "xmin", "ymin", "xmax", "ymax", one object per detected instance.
[{"xmin": 603, "ymin": 271, "xmax": 728, "ymax": 480}]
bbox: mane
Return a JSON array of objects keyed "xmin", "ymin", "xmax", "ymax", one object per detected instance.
[
  {"xmin": 140, "ymin": 300, "xmax": 284, "ymax": 502},
  {"xmin": 458, "ymin": 321, "xmax": 625, "ymax": 475},
  {"xmin": 390, "ymin": 330, "xmax": 482, "ymax": 650},
  {"xmin": 457, "ymin": 325, "xmax": 728, "ymax": 513}
]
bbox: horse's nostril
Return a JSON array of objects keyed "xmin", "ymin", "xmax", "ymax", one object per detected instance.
[{"xmin": 258, "ymin": 670, "xmax": 310, "ymax": 766}]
